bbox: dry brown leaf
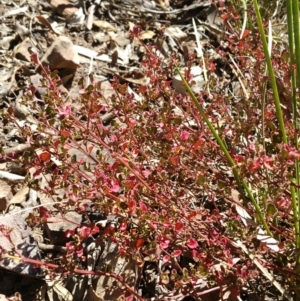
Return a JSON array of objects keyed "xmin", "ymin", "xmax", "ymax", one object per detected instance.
[
  {"xmin": 15, "ymin": 21, "xmax": 29, "ymax": 40},
  {"xmin": 117, "ymin": 44, "xmax": 131, "ymax": 65},
  {"xmin": 36, "ymin": 15, "xmax": 61, "ymax": 35},
  {"xmin": 53, "ymin": 282, "xmax": 73, "ymax": 301},
  {"xmin": 165, "ymin": 26, "xmax": 187, "ymax": 41},
  {"xmin": 257, "ymin": 227, "xmax": 280, "ymax": 252},
  {"xmin": 0, "ymin": 163, "xmax": 7, "ymax": 170},
  {"xmin": 2, "ymin": 6, "xmax": 28, "ymax": 18},
  {"xmin": 111, "ymin": 50, "xmax": 118, "ymax": 67},
  {"xmin": 8, "ymin": 186, "xmax": 29, "ymax": 208},
  {"xmin": 50, "ymin": 0, "xmax": 78, "ymax": 19},
  {"xmin": 93, "ymin": 20, "xmax": 116, "ymax": 31},
  {"xmin": 0, "ymin": 36, "xmax": 15, "ymax": 50},
  {"xmin": 0, "ymin": 179, "xmax": 12, "ymax": 211},
  {"xmin": 109, "ymin": 32, "xmax": 130, "ymax": 47},
  {"xmin": 139, "ymin": 30, "xmax": 156, "ymax": 40},
  {"xmin": 128, "ymin": 21, "xmax": 135, "ymax": 31},
  {"xmin": 93, "ymin": 32, "xmax": 110, "ymax": 43},
  {"xmin": 73, "ymin": 45, "xmax": 97, "ymax": 58},
  {"xmin": 73, "ymin": 45, "xmax": 112, "ymax": 63},
  {"xmin": 83, "ymin": 286, "xmax": 101, "ymax": 301},
  {"xmin": 231, "ymin": 188, "xmax": 240, "ymax": 203},
  {"xmin": 120, "ymin": 70, "xmax": 147, "ymax": 85},
  {"xmin": 235, "ymin": 204, "xmax": 253, "ymax": 227}
]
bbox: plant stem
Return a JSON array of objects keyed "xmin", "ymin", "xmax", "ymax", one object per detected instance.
[{"xmin": 176, "ymin": 66, "xmax": 271, "ymax": 236}]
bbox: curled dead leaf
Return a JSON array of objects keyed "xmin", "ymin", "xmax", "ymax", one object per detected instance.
[
  {"xmin": 139, "ymin": 30, "xmax": 156, "ymax": 40},
  {"xmin": 93, "ymin": 20, "xmax": 116, "ymax": 31},
  {"xmin": 36, "ymin": 15, "xmax": 61, "ymax": 35}
]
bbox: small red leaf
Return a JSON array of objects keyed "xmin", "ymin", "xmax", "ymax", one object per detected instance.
[
  {"xmin": 187, "ymin": 238, "xmax": 198, "ymax": 249},
  {"xmin": 60, "ymin": 130, "xmax": 70, "ymax": 138},
  {"xmin": 164, "ymin": 80, "xmax": 172, "ymax": 88},
  {"xmin": 111, "ymin": 161, "xmax": 119, "ymax": 170},
  {"xmin": 289, "ymin": 151, "xmax": 300, "ymax": 159},
  {"xmin": 192, "ymin": 250, "xmax": 201, "ymax": 261},
  {"xmin": 128, "ymin": 200, "xmax": 137, "ymax": 214},
  {"xmin": 139, "ymin": 85, "xmax": 147, "ymax": 94},
  {"xmin": 128, "ymin": 200, "xmax": 136, "ymax": 209},
  {"xmin": 173, "ymin": 250, "xmax": 182, "ymax": 257},
  {"xmin": 233, "ymin": 155, "xmax": 244, "ymax": 163},
  {"xmin": 170, "ymin": 156, "xmax": 179, "ymax": 166},
  {"xmin": 180, "ymin": 130, "xmax": 190, "ymax": 142},
  {"xmin": 30, "ymin": 52, "xmax": 40, "ymax": 65},
  {"xmin": 248, "ymin": 159, "xmax": 261, "ymax": 171},
  {"xmin": 39, "ymin": 151, "xmax": 51, "ymax": 162},
  {"xmin": 160, "ymin": 237, "xmax": 171, "ymax": 249},
  {"xmin": 131, "ymin": 25, "xmax": 141, "ymax": 37},
  {"xmin": 53, "ymin": 140, "xmax": 60, "ymax": 148},
  {"xmin": 136, "ymin": 238, "xmax": 144, "ymax": 249},
  {"xmin": 163, "ymin": 255, "xmax": 170, "ymax": 262},
  {"xmin": 148, "ymin": 221, "xmax": 157, "ymax": 230},
  {"xmin": 241, "ymin": 29, "xmax": 251, "ymax": 39},
  {"xmin": 277, "ymin": 198, "xmax": 289, "ymax": 209},
  {"xmin": 65, "ymin": 229, "xmax": 75, "ymax": 238},
  {"xmin": 58, "ymin": 105, "xmax": 71, "ymax": 116},
  {"xmin": 139, "ymin": 201, "xmax": 148, "ymax": 212},
  {"xmin": 175, "ymin": 222, "xmax": 184, "ymax": 233},
  {"xmin": 142, "ymin": 169, "xmax": 151, "ymax": 178},
  {"xmin": 91, "ymin": 226, "xmax": 100, "ymax": 235},
  {"xmin": 119, "ymin": 222, "xmax": 127, "ymax": 231},
  {"xmin": 111, "ymin": 179, "xmax": 120, "ymax": 192},
  {"xmin": 193, "ymin": 139, "xmax": 203, "ymax": 150}
]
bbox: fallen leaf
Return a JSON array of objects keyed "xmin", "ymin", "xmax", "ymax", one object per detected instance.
[
  {"xmin": 139, "ymin": 30, "xmax": 156, "ymax": 40},
  {"xmin": 93, "ymin": 20, "xmax": 116, "ymax": 31},
  {"xmin": 84, "ymin": 286, "xmax": 101, "ymax": 301},
  {"xmin": 165, "ymin": 26, "xmax": 187, "ymax": 41},
  {"xmin": 52, "ymin": 281, "xmax": 73, "ymax": 301},
  {"xmin": 235, "ymin": 204, "xmax": 253, "ymax": 227},
  {"xmin": 8, "ymin": 185, "xmax": 29, "ymax": 208},
  {"xmin": 36, "ymin": 15, "xmax": 61, "ymax": 35},
  {"xmin": 0, "ymin": 179, "xmax": 12, "ymax": 211},
  {"xmin": 257, "ymin": 228, "xmax": 280, "ymax": 252},
  {"xmin": 3, "ymin": 6, "xmax": 28, "ymax": 18}
]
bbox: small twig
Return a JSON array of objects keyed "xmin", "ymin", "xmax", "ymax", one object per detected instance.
[
  {"xmin": 1, "ymin": 255, "xmax": 144, "ymax": 301},
  {"xmin": 228, "ymin": 54, "xmax": 249, "ymax": 99},
  {"xmin": 0, "ymin": 171, "xmax": 25, "ymax": 181},
  {"xmin": 101, "ymin": 112, "xmax": 115, "ymax": 123},
  {"xmin": 86, "ymin": 4, "xmax": 95, "ymax": 30},
  {"xmin": 192, "ymin": 18, "xmax": 210, "ymax": 96},
  {"xmin": 3, "ymin": 143, "xmax": 33, "ymax": 155},
  {"xmin": 112, "ymin": 1, "xmax": 210, "ymax": 15},
  {"xmin": 38, "ymin": 242, "xmax": 67, "ymax": 252}
]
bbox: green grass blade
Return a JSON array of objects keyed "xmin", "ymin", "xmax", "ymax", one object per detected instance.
[{"xmin": 176, "ymin": 66, "xmax": 271, "ymax": 236}]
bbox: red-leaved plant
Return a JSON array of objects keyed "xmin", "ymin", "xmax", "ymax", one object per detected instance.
[{"xmin": 1, "ymin": 19, "xmax": 299, "ymax": 299}]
